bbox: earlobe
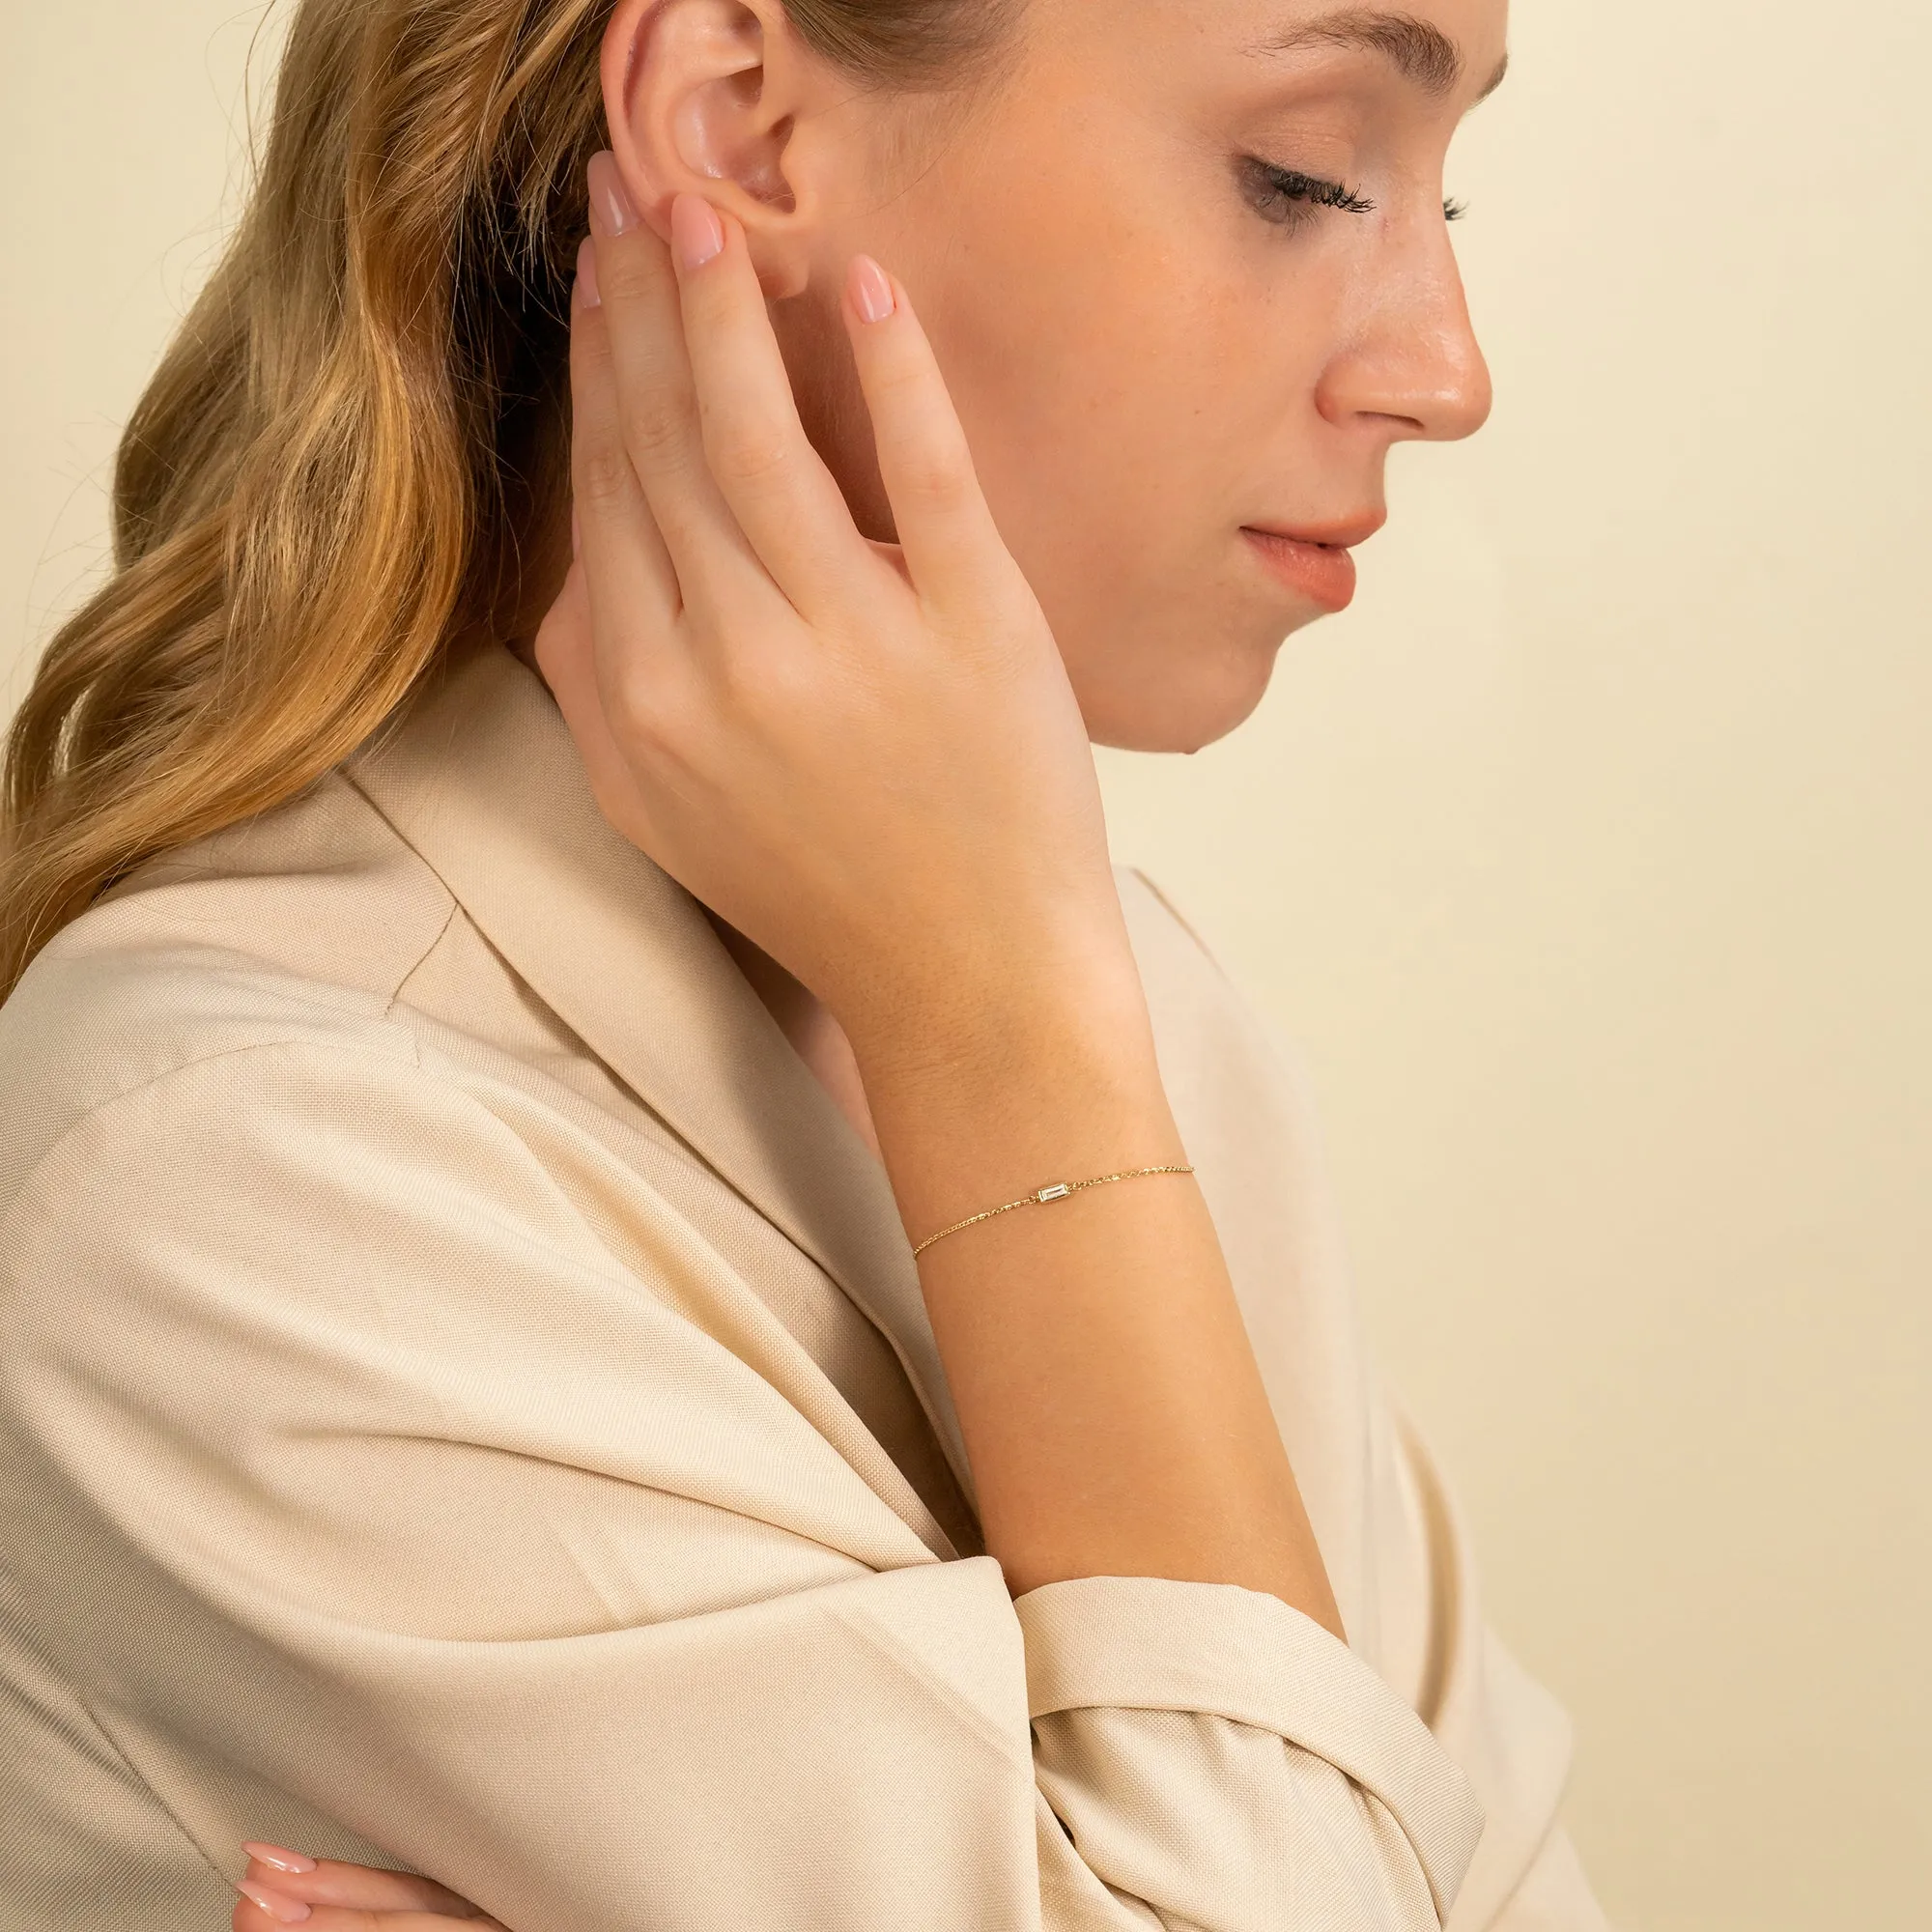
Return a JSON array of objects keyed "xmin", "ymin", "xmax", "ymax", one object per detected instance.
[{"xmin": 601, "ymin": 0, "xmax": 821, "ymax": 296}]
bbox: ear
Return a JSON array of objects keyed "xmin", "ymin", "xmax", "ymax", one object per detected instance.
[{"xmin": 602, "ymin": 0, "xmax": 843, "ymax": 299}]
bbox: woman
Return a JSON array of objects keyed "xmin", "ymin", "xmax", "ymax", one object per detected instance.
[{"xmin": 0, "ymin": 0, "xmax": 1610, "ymax": 1926}]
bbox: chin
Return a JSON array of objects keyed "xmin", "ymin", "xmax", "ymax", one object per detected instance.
[
  {"xmin": 1090, "ymin": 638, "xmax": 1283, "ymax": 750},
  {"xmin": 1074, "ymin": 612, "xmax": 1295, "ymax": 755}
]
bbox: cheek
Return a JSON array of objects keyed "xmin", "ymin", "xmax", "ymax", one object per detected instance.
[
  {"xmin": 920, "ymin": 183, "xmax": 1327, "ymax": 582},
  {"xmin": 864, "ymin": 143, "xmax": 1345, "ymax": 743},
  {"xmin": 932, "ymin": 251, "xmax": 1235, "ymax": 563}
]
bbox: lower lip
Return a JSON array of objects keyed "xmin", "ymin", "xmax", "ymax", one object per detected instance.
[{"xmin": 1240, "ymin": 528, "xmax": 1358, "ymax": 612}]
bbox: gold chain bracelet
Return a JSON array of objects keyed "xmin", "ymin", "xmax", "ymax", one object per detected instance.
[{"xmin": 910, "ymin": 1164, "xmax": 1196, "ymax": 1259}]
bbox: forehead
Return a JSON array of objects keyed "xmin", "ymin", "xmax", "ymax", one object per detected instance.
[{"xmin": 1047, "ymin": 0, "xmax": 1510, "ymax": 100}]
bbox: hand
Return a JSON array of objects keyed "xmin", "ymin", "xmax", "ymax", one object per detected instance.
[
  {"xmin": 534, "ymin": 158, "xmax": 1134, "ymax": 1060},
  {"xmin": 233, "ymin": 1847, "xmax": 504, "ymax": 1931}
]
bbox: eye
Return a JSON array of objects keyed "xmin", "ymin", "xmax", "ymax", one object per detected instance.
[
  {"xmin": 1444, "ymin": 197, "xmax": 1469, "ymax": 221},
  {"xmin": 1242, "ymin": 158, "xmax": 1378, "ymax": 230}
]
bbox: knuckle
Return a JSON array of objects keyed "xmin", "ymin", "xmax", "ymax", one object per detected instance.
[
  {"xmin": 611, "ymin": 663, "xmax": 706, "ymax": 772},
  {"xmin": 707, "ymin": 426, "xmax": 791, "ymax": 493},
  {"xmin": 624, "ymin": 398, "xmax": 696, "ymax": 469},
  {"xmin": 574, "ymin": 443, "xmax": 634, "ymax": 508},
  {"xmin": 869, "ymin": 358, "xmax": 930, "ymax": 417},
  {"xmin": 598, "ymin": 247, "xmax": 665, "ymax": 310},
  {"xmin": 608, "ymin": 664, "xmax": 668, "ymax": 746},
  {"xmin": 893, "ymin": 446, "xmax": 975, "ymax": 513},
  {"xmin": 567, "ymin": 327, "xmax": 612, "ymax": 390},
  {"xmin": 708, "ymin": 641, "xmax": 773, "ymax": 717}
]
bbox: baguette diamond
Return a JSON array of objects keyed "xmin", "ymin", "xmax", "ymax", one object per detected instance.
[{"xmin": 910, "ymin": 1164, "xmax": 1195, "ymax": 1258}]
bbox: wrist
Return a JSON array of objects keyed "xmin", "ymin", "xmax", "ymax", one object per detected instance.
[
  {"xmin": 843, "ymin": 936, "xmax": 1184, "ymax": 1238},
  {"xmin": 839, "ymin": 922, "xmax": 1157, "ymax": 1098}
]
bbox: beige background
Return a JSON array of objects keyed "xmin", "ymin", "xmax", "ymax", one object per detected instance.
[{"xmin": 4, "ymin": 3, "xmax": 1927, "ymax": 1927}]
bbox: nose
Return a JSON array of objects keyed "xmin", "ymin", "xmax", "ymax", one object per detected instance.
[{"xmin": 1316, "ymin": 240, "xmax": 1493, "ymax": 444}]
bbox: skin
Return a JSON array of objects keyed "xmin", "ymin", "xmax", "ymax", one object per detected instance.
[
  {"xmin": 625, "ymin": 0, "xmax": 1496, "ymax": 755},
  {"xmin": 232, "ymin": 1, "xmax": 1505, "ymax": 1922},
  {"xmin": 611, "ymin": 0, "xmax": 1502, "ymax": 1156}
]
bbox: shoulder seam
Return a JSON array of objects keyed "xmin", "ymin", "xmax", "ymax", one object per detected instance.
[{"xmin": 0, "ymin": 1032, "xmax": 434, "ymax": 1243}]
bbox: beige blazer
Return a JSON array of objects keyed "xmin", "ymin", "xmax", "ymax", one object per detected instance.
[{"xmin": 0, "ymin": 642, "xmax": 1609, "ymax": 1931}]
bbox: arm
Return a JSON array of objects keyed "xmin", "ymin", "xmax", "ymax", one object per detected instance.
[
  {"xmin": 559, "ymin": 157, "xmax": 1487, "ymax": 1917},
  {"xmin": 858, "ymin": 940, "xmax": 1346, "ymax": 1627},
  {"xmin": 1, "ymin": 1037, "xmax": 1477, "ymax": 1932},
  {"xmin": 562, "ymin": 165, "xmax": 1342, "ymax": 1636},
  {"xmin": 13, "ymin": 157, "xmax": 1488, "ymax": 1931}
]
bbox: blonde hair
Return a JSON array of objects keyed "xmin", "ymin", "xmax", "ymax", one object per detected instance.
[{"xmin": 0, "ymin": 0, "xmax": 1012, "ymax": 1000}]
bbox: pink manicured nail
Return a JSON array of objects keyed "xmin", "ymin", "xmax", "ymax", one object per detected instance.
[
  {"xmin": 575, "ymin": 235, "xmax": 601, "ymax": 309},
  {"xmin": 849, "ymin": 255, "xmax": 895, "ymax": 325},
  {"xmin": 242, "ymin": 1844, "xmax": 317, "ymax": 1876},
  {"xmin": 585, "ymin": 152, "xmax": 639, "ymax": 237},
  {"xmin": 670, "ymin": 192, "xmax": 724, "ymax": 272},
  {"xmin": 235, "ymin": 1880, "xmax": 311, "ymax": 1923}
]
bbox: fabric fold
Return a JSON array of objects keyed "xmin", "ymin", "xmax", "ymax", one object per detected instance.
[{"xmin": 1016, "ymin": 1574, "xmax": 1487, "ymax": 1922}]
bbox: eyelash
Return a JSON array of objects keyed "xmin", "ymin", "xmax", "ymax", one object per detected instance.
[
  {"xmin": 1252, "ymin": 162, "xmax": 1378, "ymax": 219},
  {"xmin": 1247, "ymin": 160, "xmax": 1468, "ymax": 228}
]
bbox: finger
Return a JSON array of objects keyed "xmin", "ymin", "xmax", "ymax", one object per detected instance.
[
  {"xmin": 569, "ymin": 238, "xmax": 681, "ymax": 632},
  {"xmin": 238, "ymin": 1853, "xmax": 482, "ymax": 1918},
  {"xmin": 236, "ymin": 1891, "xmax": 503, "ymax": 1932},
  {"xmin": 840, "ymin": 256, "xmax": 1022, "ymax": 628},
  {"xmin": 534, "ymin": 559, "xmax": 675, "ymax": 838},
  {"xmin": 569, "ymin": 240, "xmax": 699, "ymax": 750},
  {"xmin": 668, "ymin": 191, "xmax": 873, "ymax": 619},
  {"xmin": 585, "ymin": 153, "xmax": 773, "ymax": 620}
]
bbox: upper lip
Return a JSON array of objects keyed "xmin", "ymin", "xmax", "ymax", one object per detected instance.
[{"xmin": 1242, "ymin": 510, "xmax": 1387, "ymax": 550}]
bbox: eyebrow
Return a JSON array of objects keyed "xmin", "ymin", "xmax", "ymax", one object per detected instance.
[{"xmin": 1246, "ymin": 9, "xmax": 1511, "ymax": 102}]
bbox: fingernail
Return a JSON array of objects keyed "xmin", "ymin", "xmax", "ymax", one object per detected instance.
[
  {"xmin": 242, "ymin": 1844, "xmax": 317, "ymax": 1876},
  {"xmin": 235, "ymin": 1880, "xmax": 311, "ymax": 1923},
  {"xmin": 575, "ymin": 235, "xmax": 601, "ymax": 309},
  {"xmin": 586, "ymin": 152, "xmax": 639, "ymax": 237},
  {"xmin": 669, "ymin": 192, "xmax": 724, "ymax": 272},
  {"xmin": 849, "ymin": 255, "xmax": 895, "ymax": 326}
]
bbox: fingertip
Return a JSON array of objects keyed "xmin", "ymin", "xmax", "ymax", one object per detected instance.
[
  {"xmin": 669, "ymin": 191, "xmax": 725, "ymax": 276},
  {"xmin": 575, "ymin": 236, "xmax": 601, "ymax": 310},
  {"xmin": 234, "ymin": 1879, "xmax": 311, "ymax": 1925},
  {"xmin": 846, "ymin": 254, "xmax": 896, "ymax": 327},
  {"xmin": 243, "ymin": 1843, "xmax": 318, "ymax": 1877}
]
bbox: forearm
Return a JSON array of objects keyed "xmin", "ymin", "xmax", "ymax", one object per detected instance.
[{"xmin": 848, "ymin": 935, "xmax": 1346, "ymax": 1642}]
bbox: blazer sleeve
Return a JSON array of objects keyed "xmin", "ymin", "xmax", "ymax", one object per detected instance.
[{"xmin": 0, "ymin": 1035, "xmax": 1485, "ymax": 1932}]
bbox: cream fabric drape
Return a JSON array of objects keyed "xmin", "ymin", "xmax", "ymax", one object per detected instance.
[{"xmin": 0, "ymin": 642, "xmax": 1608, "ymax": 1930}]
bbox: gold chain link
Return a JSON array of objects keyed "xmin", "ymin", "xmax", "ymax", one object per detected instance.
[{"xmin": 910, "ymin": 1164, "xmax": 1196, "ymax": 1259}]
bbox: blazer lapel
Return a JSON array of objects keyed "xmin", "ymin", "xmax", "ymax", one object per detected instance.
[{"xmin": 342, "ymin": 641, "xmax": 979, "ymax": 1518}]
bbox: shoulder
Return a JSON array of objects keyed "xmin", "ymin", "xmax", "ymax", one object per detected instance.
[{"xmin": 0, "ymin": 772, "xmax": 457, "ymax": 1208}]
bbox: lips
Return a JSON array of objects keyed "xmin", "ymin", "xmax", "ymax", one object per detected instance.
[
  {"xmin": 1240, "ymin": 517, "xmax": 1378, "ymax": 613},
  {"xmin": 1246, "ymin": 509, "xmax": 1388, "ymax": 552}
]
